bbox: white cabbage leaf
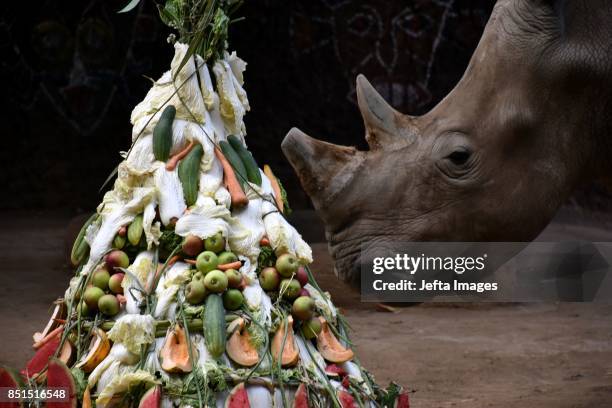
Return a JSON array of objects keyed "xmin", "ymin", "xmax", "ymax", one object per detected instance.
[
  {"xmin": 82, "ymin": 187, "xmax": 155, "ymax": 275},
  {"xmin": 305, "ymin": 283, "xmax": 337, "ymax": 321},
  {"xmin": 131, "ymin": 43, "xmax": 207, "ymax": 126},
  {"xmin": 107, "ymin": 314, "xmax": 156, "ymax": 355},
  {"xmin": 96, "ymin": 370, "xmax": 158, "ymax": 407}
]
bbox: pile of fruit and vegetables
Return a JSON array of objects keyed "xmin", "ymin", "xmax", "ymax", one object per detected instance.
[{"xmin": 0, "ymin": 1, "xmax": 409, "ymax": 407}]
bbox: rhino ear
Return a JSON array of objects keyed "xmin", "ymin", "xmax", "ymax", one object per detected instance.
[
  {"xmin": 356, "ymin": 74, "xmax": 415, "ymax": 149},
  {"xmin": 282, "ymin": 127, "xmax": 362, "ymax": 209}
]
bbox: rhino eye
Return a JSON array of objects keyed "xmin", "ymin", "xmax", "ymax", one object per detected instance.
[{"xmin": 447, "ymin": 149, "xmax": 471, "ymax": 166}]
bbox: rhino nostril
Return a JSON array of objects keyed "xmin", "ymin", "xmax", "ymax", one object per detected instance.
[{"xmin": 448, "ymin": 150, "xmax": 471, "ymax": 166}]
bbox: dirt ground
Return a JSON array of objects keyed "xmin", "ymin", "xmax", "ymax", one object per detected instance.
[{"xmin": 1, "ymin": 212, "xmax": 612, "ymax": 407}]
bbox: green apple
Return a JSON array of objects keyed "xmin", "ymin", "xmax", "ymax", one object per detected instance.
[
  {"xmin": 83, "ymin": 287, "xmax": 105, "ymax": 311},
  {"xmin": 223, "ymin": 289, "xmax": 244, "ymax": 310},
  {"xmin": 225, "ymin": 269, "xmax": 242, "ymax": 289},
  {"xmin": 76, "ymin": 302, "xmax": 91, "ymax": 318},
  {"xmin": 259, "ymin": 267, "xmax": 280, "ymax": 291},
  {"xmin": 98, "ymin": 294, "xmax": 120, "ymax": 316},
  {"xmin": 275, "ymin": 253, "xmax": 299, "ymax": 278},
  {"xmin": 182, "ymin": 235, "xmax": 204, "ymax": 257},
  {"xmin": 204, "ymin": 270, "xmax": 228, "ymax": 293},
  {"xmin": 108, "ymin": 273, "xmax": 124, "ymax": 294},
  {"xmin": 92, "ymin": 269, "xmax": 110, "ymax": 291},
  {"xmin": 301, "ymin": 317, "xmax": 322, "ymax": 339},
  {"xmin": 280, "ymin": 279, "xmax": 301, "ymax": 300},
  {"xmin": 196, "ymin": 251, "xmax": 219, "ymax": 274},
  {"xmin": 291, "ymin": 296, "xmax": 314, "ymax": 320},
  {"xmin": 217, "ymin": 251, "xmax": 238, "ymax": 265},
  {"xmin": 185, "ymin": 280, "xmax": 207, "ymax": 305},
  {"xmin": 204, "ymin": 232, "xmax": 225, "ymax": 253},
  {"xmin": 192, "ymin": 271, "xmax": 205, "ymax": 282},
  {"xmin": 105, "ymin": 250, "xmax": 129, "ymax": 272}
]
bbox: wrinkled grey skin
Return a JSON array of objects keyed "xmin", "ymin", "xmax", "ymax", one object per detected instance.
[{"xmin": 281, "ymin": 0, "xmax": 612, "ymax": 288}]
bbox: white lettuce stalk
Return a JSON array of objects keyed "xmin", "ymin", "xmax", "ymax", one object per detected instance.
[
  {"xmin": 82, "ymin": 187, "xmax": 155, "ymax": 275},
  {"xmin": 175, "ymin": 197, "xmax": 232, "ymax": 240},
  {"xmin": 153, "ymin": 261, "xmax": 190, "ymax": 319},
  {"xmin": 143, "ymin": 198, "xmax": 161, "ymax": 249},
  {"xmin": 88, "ymin": 343, "xmax": 140, "ymax": 388},
  {"xmin": 246, "ymin": 386, "xmax": 272, "ymax": 407},
  {"xmin": 122, "ymin": 251, "xmax": 154, "ymax": 314},
  {"xmin": 96, "ymin": 370, "xmax": 158, "ymax": 407},
  {"xmin": 213, "ymin": 54, "xmax": 249, "ymax": 136},
  {"xmin": 259, "ymin": 172, "xmax": 312, "ymax": 263},
  {"xmin": 154, "ymin": 165, "xmax": 186, "ymax": 226}
]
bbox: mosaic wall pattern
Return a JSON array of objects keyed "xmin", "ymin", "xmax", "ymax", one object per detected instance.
[{"xmin": 0, "ymin": 0, "xmax": 493, "ymax": 209}]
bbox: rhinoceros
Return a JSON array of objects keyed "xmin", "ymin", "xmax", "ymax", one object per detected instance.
[{"xmin": 281, "ymin": 0, "xmax": 612, "ymax": 288}]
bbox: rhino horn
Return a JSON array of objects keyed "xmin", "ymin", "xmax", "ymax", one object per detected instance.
[
  {"xmin": 356, "ymin": 74, "xmax": 416, "ymax": 149},
  {"xmin": 282, "ymin": 127, "xmax": 363, "ymax": 209}
]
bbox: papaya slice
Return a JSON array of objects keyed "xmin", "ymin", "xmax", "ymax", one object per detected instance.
[
  {"xmin": 271, "ymin": 316, "xmax": 299, "ymax": 367},
  {"xmin": 76, "ymin": 328, "xmax": 110, "ymax": 372},
  {"xmin": 316, "ymin": 317, "xmax": 354, "ymax": 363},
  {"xmin": 226, "ymin": 318, "xmax": 259, "ymax": 367},
  {"xmin": 32, "ymin": 301, "xmax": 66, "ymax": 345},
  {"xmin": 159, "ymin": 324, "xmax": 196, "ymax": 373}
]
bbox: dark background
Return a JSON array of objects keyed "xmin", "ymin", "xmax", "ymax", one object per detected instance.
[{"xmin": 0, "ymin": 0, "xmax": 505, "ymax": 211}]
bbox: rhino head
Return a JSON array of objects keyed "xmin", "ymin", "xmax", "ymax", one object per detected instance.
[{"xmin": 282, "ymin": 0, "xmax": 612, "ymax": 288}]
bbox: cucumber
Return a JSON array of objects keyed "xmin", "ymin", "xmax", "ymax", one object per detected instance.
[
  {"xmin": 153, "ymin": 105, "xmax": 176, "ymax": 162},
  {"xmin": 203, "ymin": 294, "xmax": 226, "ymax": 358},
  {"xmin": 227, "ymin": 135, "xmax": 262, "ymax": 186},
  {"xmin": 70, "ymin": 213, "xmax": 98, "ymax": 266},
  {"xmin": 112, "ymin": 234, "xmax": 126, "ymax": 250},
  {"xmin": 219, "ymin": 140, "xmax": 248, "ymax": 189},
  {"xmin": 178, "ymin": 143, "xmax": 204, "ymax": 206},
  {"xmin": 127, "ymin": 214, "xmax": 143, "ymax": 246}
]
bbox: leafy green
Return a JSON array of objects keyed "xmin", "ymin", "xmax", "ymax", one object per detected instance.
[
  {"xmin": 70, "ymin": 368, "xmax": 88, "ymax": 401},
  {"xmin": 256, "ymin": 245, "xmax": 276, "ymax": 273},
  {"xmin": 157, "ymin": 0, "xmax": 243, "ymax": 71},
  {"xmin": 159, "ymin": 230, "xmax": 183, "ymax": 253},
  {"xmin": 277, "ymin": 177, "xmax": 292, "ymax": 216}
]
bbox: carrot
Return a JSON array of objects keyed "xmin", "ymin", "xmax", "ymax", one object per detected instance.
[
  {"xmin": 260, "ymin": 236, "xmax": 270, "ymax": 247},
  {"xmin": 32, "ymin": 325, "xmax": 64, "ymax": 350},
  {"xmin": 263, "ymin": 165, "xmax": 284, "ymax": 213},
  {"xmin": 82, "ymin": 386, "xmax": 92, "ymax": 408},
  {"xmin": 166, "ymin": 140, "xmax": 195, "ymax": 171},
  {"xmin": 184, "ymin": 259, "xmax": 197, "ymax": 265},
  {"xmin": 215, "ymin": 147, "xmax": 249, "ymax": 208},
  {"xmin": 217, "ymin": 260, "xmax": 242, "ymax": 271}
]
